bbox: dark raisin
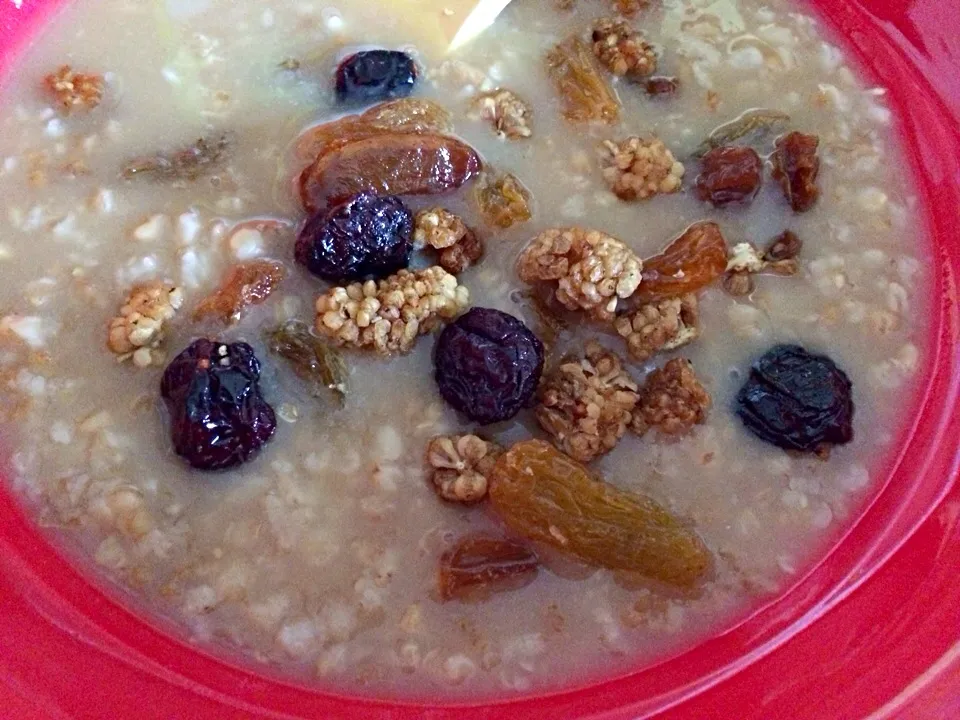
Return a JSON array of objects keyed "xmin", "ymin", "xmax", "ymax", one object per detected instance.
[
  {"xmin": 645, "ymin": 76, "xmax": 679, "ymax": 96},
  {"xmin": 295, "ymin": 193, "xmax": 413, "ymax": 283},
  {"xmin": 771, "ymin": 131, "xmax": 820, "ymax": 212},
  {"xmin": 335, "ymin": 51, "xmax": 417, "ymax": 105},
  {"xmin": 735, "ymin": 344, "xmax": 854, "ymax": 454},
  {"xmin": 434, "ymin": 308, "xmax": 544, "ymax": 425},
  {"xmin": 695, "ymin": 145, "xmax": 762, "ymax": 207},
  {"xmin": 161, "ymin": 339, "xmax": 277, "ymax": 471},
  {"xmin": 765, "ymin": 230, "xmax": 803, "ymax": 261}
]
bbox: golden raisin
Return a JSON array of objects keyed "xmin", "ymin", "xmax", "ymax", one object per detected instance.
[
  {"xmin": 438, "ymin": 535, "xmax": 539, "ymax": 601},
  {"xmin": 632, "ymin": 222, "xmax": 728, "ymax": 304},
  {"xmin": 193, "ymin": 260, "xmax": 286, "ymax": 324},
  {"xmin": 546, "ymin": 37, "xmax": 621, "ymax": 125},
  {"xmin": 298, "ymin": 133, "xmax": 482, "ymax": 212},
  {"xmin": 489, "ymin": 440, "xmax": 711, "ymax": 587}
]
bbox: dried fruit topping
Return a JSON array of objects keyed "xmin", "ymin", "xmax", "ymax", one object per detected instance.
[
  {"xmin": 438, "ymin": 535, "xmax": 539, "ymax": 602},
  {"xmin": 44, "ymin": 65, "xmax": 104, "ymax": 113},
  {"xmin": 426, "ymin": 434, "xmax": 503, "ymax": 504},
  {"xmin": 122, "ymin": 134, "xmax": 230, "ymax": 182},
  {"xmin": 694, "ymin": 108, "xmax": 790, "ymax": 158},
  {"xmin": 488, "ymin": 440, "xmax": 711, "ymax": 587},
  {"xmin": 736, "ymin": 344, "xmax": 854, "ymax": 455},
  {"xmin": 469, "ymin": 89, "xmax": 533, "ymax": 140},
  {"xmin": 771, "ymin": 131, "xmax": 821, "ymax": 212},
  {"xmin": 599, "ymin": 136, "xmax": 685, "ymax": 201},
  {"xmin": 294, "ymin": 99, "xmax": 452, "ymax": 162},
  {"xmin": 107, "ymin": 282, "xmax": 184, "ymax": 368},
  {"xmin": 632, "ymin": 222, "xmax": 728, "ymax": 304},
  {"xmin": 614, "ymin": 293, "xmax": 700, "ymax": 362},
  {"xmin": 518, "ymin": 228, "xmax": 642, "ymax": 321},
  {"xmin": 765, "ymin": 230, "xmax": 803, "ymax": 262},
  {"xmin": 413, "ymin": 208, "xmax": 483, "ymax": 275},
  {"xmin": 722, "ymin": 236, "xmax": 801, "ymax": 296},
  {"xmin": 631, "ymin": 358, "xmax": 711, "ymax": 437},
  {"xmin": 645, "ymin": 76, "xmax": 680, "ymax": 96},
  {"xmin": 475, "ymin": 171, "xmax": 533, "ymax": 229},
  {"xmin": 695, "ymin": 146, "xmax": 762, "ymax": 207},
  {"xmin": 295, "ymin": 193, "xmax": 413, "ymax": 283},
  {"xmin": 335, "ymin": 50, "xmax": 417, "ymax": 105},
  {"xmin": 536, "ymin": 341, "xmax": 639, "ymax": 462},
  {"xmin": 160, "ymin": 339, "xmax": 276, "ymax": 471},
  {"xmin": 434, "ymin": 308, "xmax": 544, "ymax": 425},
  {"xmin": 546, "ymin": 37, "xmax": 621, "ymax": 124},
  {"xmin": 315, "ymin": 266, "xmax": 469, "ymax": 355},
  {"xmin": 193, "ymin": 260, "xmax": 286, "ymax": 325},
  {"xmin": 613, "ymin": 0, "xmax": 649, "ymax": 15},
  {"xmin": 414, "ymin": 207, "xmax": 471, "ymax": 250},
  {"xmin": 591, "ymin": 18, "xmax": 657, "ymax": 79},
  {"xmin": 298, "ymin": 132, "xmax": 482, "ymax": 212},
  {"xmin": 266, "ymin": 320, "xmax": 347, "ymax": 405}
]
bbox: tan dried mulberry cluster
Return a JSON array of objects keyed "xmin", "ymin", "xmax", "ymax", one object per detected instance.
[
  {"xmin": 599, "ymin": 137, "xmax": 685, "ymax": 201},
  {"xmin": 591, "ymin": 18, "xmax": 657, "ymax": 78},
  {"xmin": 425, "ymin": 434, "xmax": 503, "ymax": 503},
  {"xmin": 107, "ymin": 282, "xmax": 184, "ymax": 368},
  {"xmin": 537, "ymin": 341, "xmax": 640, "ymax": 462},
  {"xmin": 314, "ymin": 266, "xmax": 469, "ymax": 355},
  {"xmin": 631, "ymin": 358, "xmax": 711, "ymax": 437},
  {"xmin": 469, "ymin": 88, "xmax": 533, "ymax": 140},
  {"xmin": 517, "ymin": 227, "xmax": 642, "ymax": 321},
  {"xmin": 614, "ymin": 293, "xmax": 700, "ymax": 361},
  {"xmin": 414, "ymin": 208, "xmax": 484, "ymax": 275},
  {"xmin": 44, "ymin": 65, "xmax": 104, "ymax": 113}
]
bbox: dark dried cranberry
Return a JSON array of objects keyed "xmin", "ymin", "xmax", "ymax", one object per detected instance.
[
  {"xmin": 735, "ymin": 344, "xmax": 853, "ymax": 454},
  {"xmin": 295, "ymin": 193, "xmax": 413, "ymax": 283},
  {"xmin": 771, "ymin": 131, "xmax": 821, "ymax": 212},
  {"xmin": 695, "ymin": 145, "xmax": 763, "ymax": 207},
  {"xmin": 434, "ymin": 308, "xmax": 544, "ymax": 425},
  {"xmin": 335, "ymin": 50, "xmax": 417, "ymax": 105},
  {"xmin": 161, "ymin": 339, "xmax": 276, "ymax": 471}
]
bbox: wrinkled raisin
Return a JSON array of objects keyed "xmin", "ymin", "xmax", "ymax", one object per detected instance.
[
  {"xmin": 489, "ymin": 440, "xmax": 711, "ymax": 587},
  {"xmin": 335, "ymin": 51, "xmax": 417, "ymax": 105},
  {"xmin": 438, "ymin": 535, "xmax": 539, "ymax": 602},
  {"xmin": 771, "ymin": 131, "xmax": 820, "ymax": 212},
  {"xmin": 298, "ymin": 132, "xmax": 482, "ymax": 212},
  {"xmin": 193, "ymin": 260, "xmax": 286, "ymax": 324},
  {"xmin": 434, "ymin": 308, "xmax": 544, "ymax": 425},
  {"xmin": 695, "ymin": 146, "xmax": 762, "ymax": 207},
  {"xmin": 631, "ymin": 221, "xmax": 728, "ymax": 304},
  {"xmin": 295, "ymin": 193, "xmax": 413, "ymax": 283},
  {"xmin": 736, "ymin": 344, "xmax": 853, "ymax": 454},
  {"xmin": 161, "ymin": 339, "xmax": 276, "ymax": 471}
]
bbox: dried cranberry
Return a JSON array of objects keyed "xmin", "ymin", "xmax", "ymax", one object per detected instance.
[
  {"xmin": 295, "ymin": 193, "xmax": 413, "ymax": 283},
  {"xmin": 735, "ymin": 344, "xmax": 853, "ymax": 454},
  {"xmin": 434, "ymin": 308, "xmax": 544, "ymax": 425},
  {"xmin": 695, "ymin": 145, "xmax": 762, "ymax": 207},
  {"xmin": 161, "ymin": 339, "xmax": 276, "ymax": 471},
  {"xmin": 335, "ymin": 50, "xmax": 417, "ymax": 105}
]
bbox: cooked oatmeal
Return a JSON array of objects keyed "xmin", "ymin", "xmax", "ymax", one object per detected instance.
[{"xmin": 0, "ymin": 0, "xmax": 927, "ymax": 698}]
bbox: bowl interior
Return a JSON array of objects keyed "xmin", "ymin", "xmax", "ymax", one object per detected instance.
[{"xmin": 1, "ymin": 0, "xmax": 959, "ymax": 717}]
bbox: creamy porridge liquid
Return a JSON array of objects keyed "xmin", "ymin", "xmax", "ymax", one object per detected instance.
[{"xmin": 0, "ymin": 0, "xmax": 927, "ymax": 697}]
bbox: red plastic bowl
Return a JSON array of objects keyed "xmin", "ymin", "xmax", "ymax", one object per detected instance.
[{"xmin": 2, "ymin": 1, "xmax": 959, "ymax": 717}]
